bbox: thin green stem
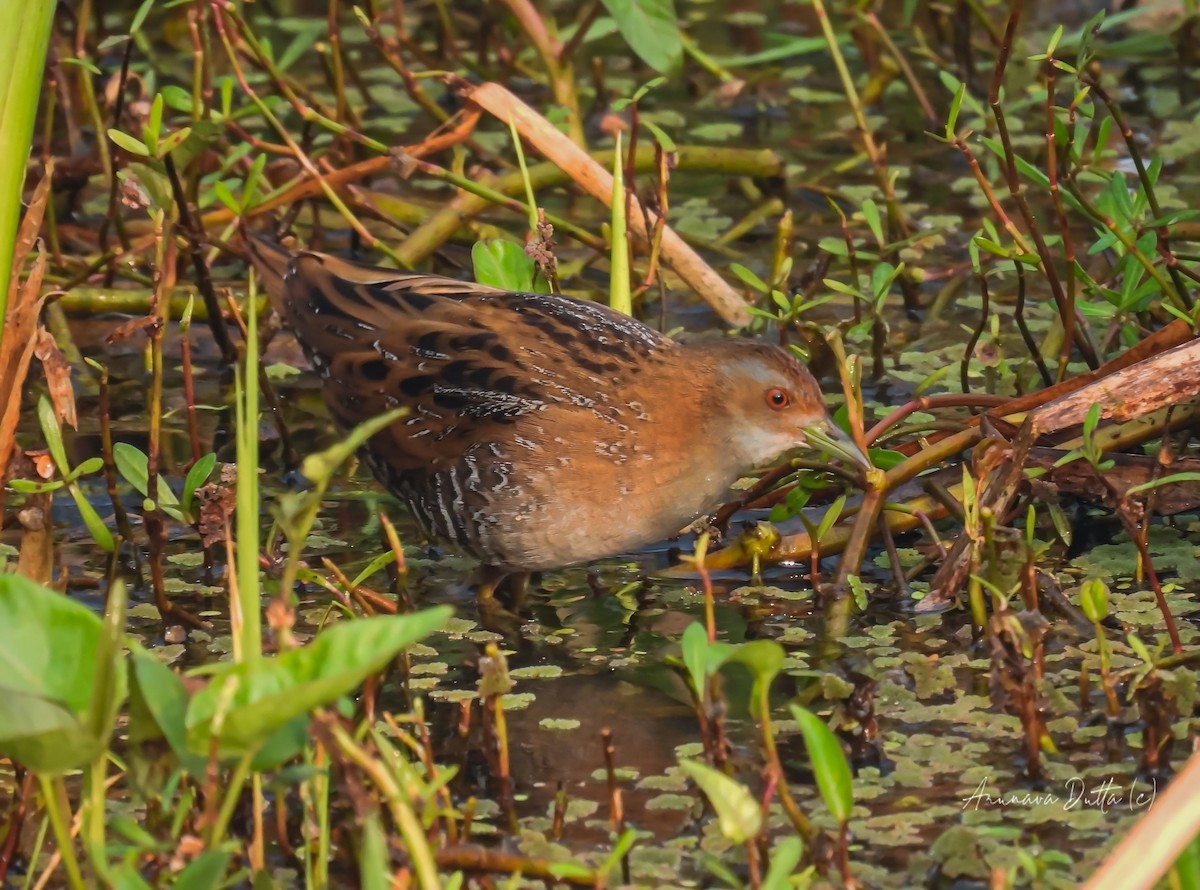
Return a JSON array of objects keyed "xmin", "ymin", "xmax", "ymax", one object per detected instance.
[
  {"xmin": 39, "ymin": 775, "xmax": 85, "ymax": 890},
  {"xmin": 206, "ymin": 750, "xmax": 255, "ymax": 849},
  {"xmin": 235, "ymin": 268, "xmax": 262, "ymax": 661}
]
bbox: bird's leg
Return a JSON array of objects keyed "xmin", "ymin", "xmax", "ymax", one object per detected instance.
[
  {"xmin": 506, "ymin": 572, "xmax": 531, "ymax": 611},
  {"xmin": 477, "ymin": 564, "xmax": 507, "ymax": 604},
  {"xmin": 476, "ymin": 567, "xmax": 532, "ymax": 611}
]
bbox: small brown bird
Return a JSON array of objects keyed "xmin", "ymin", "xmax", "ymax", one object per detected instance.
[{"xmin": 247, "ymin": 237, "xmax": 865, "ymax": 598}]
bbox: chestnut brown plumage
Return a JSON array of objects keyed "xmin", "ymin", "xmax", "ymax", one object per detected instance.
[{"xmin": 247, "ymin": 237, "xmax": 864, "ymax": 597}]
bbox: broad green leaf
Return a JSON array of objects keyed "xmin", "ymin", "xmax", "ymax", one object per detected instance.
[
  {"xmin": 728, "ymin": 640, "xmax": 784, "ymax": 688},
  {"xmin": 790, "ymin": 705, "xmax": 853, "ymax": 823},
  {"xmin": 0, "ymin": 574, "xmax": 109, "ymax": 773},
  {"xmin": 158, "ymin": 84, "xmax": 196, "ymax": 113},
  {"xmin": 174, "ymin": 851, "xmax": 232, "ymax": 890},
  {"xmin": 250, "ymin": 715, "xmax": 313, "ymax": 772},
  {"xmin": 680, "ymin": 622, "xmax": 709, "ymax": 698},
  {"xmin": 181, "ymin": 453, "xmax": 217, "ymax": 520},
  {"xmin": 599, "ymin": 0, "xmax": 682, "ymax": 74},
  {"xmin": 471, "ymin": 239, "xmax": 545, "ymax": 293},
  {"xmin": 113, "ymin": 442, "xmax": 182, "ymax": 516},
  {"xmin": 679, "ymin": 758, "xmax": 762, "ymax": 843},
  {"xmin": 186, "ymin": 606, "xmax": 452, "ymax": 756},
  {"xmin": 128, "ymin": 650, "xmax": 207, "ymax": 774},
  {"xmin": 729, "ymin": 640, "xmax": 785, "ymax": 719}
]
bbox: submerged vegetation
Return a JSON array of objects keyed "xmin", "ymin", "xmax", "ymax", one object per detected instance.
[{"xmin": 2, "ymin": 0, "xmax": 1200, "ymax": 887}]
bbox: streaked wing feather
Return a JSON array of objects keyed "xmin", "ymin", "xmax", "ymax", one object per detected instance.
[{"xmin": 280, "ymin": 251, "xmax": 671, "ymax": 473}]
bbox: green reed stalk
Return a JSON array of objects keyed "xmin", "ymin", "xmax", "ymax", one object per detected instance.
[
  {"xmin": 609, "ymin": 130, "xmax": 631, "ymax": 316},
  {"xmin": 234, "ymin": 274, "xmax": 262, "ymax": 661},
  {"xmin": 0, "ymin": 0, "xmax": 55, "ymax": 336}
]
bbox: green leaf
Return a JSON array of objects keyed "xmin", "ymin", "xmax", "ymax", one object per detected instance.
[
  {"xmin": 300, "ymin": 408, "xmax": 407, "ymax": 487},
  {"xmin": 157, "ymin": 126, "xmax": 193, "ymax": 159},
  {"xmin": 818, "ymin": 237, "xmax": 850, "ymax": 257},
  {"xmin": 714, "ymin": 35, "xmax": 828, "ymax": 68},
  {"xmin": 1080, "ymin": 578, "xmax": 1109, "ymax": 623},
  {"xmin": 790, "ymin": 705, "xmax": 853, "ymax": 823},
  {"xmin": 276, "ymin": 21, "xmax": 326, "ymax": 71},
  {"xmin": 128, "ymin": 0, "xmax": 157, "ymax": 34},
  {"xmin": 174, "ymin": 851, "xmax": 232, "ymax": 890},
  {"xmin": 158, "ymin": 84, "xmax": 196, "ymax": 114},
  {"xmin": 641, "ymin": 119, "xmax": 676, "ymax": 152},
  {"xmin": 213, "ymin": 180, "xmax": 240, "ymax": 214},
  {"xmin": 111, "ymin": 864, "xmax": 155, "ymax": 890},
  {"xmin": 68, "ymin": 456, "xmax": 105, "ymax": 480},
  {"xmin": 680, "ymin": 622, "xmax": 709, "ymax": 698},
  {"xmin": 679, "ymin": 758, "xmax": 762, "ymax": 843},
  {"xmin": 816, "ymin": 494, "xmax": 847, "ymax": 540},
  {"xmin": 728, "ymin": 640, "xmax": 785, "ymax": 719},
  {"xmin": 181, "ymin": 453, "xmax": 217, "ymax": 520},
  {"xmin": 113, "ymin": 442, "xmax": 181, "ymax": 509},
  {"xmin": 1169, "ymin": 831, "xmax": 1200, "ymax": 890},
  {"xmin": 728, "ymin": 640, "xmax": 784, "ymax": 689},
  {"xmin": 109, "ymin": 813, "xmax": 164, "ymax": 850},
  {"xmin": 823, "ymin": 278, "xmax": 862, "ymax": 298},
  {"xmin": 146, "ymin": 94, "xmax": 164, "ymax": 152},
  {"xmin": 761, "ymin": 836, "xmax": 805, "ymax": 890},
  {"xmin": 0, "ymin": 575, "xmax": 110, "ymax": 773},
  {"xmin": 66, "ymin": 483, "xmax": 115, "ymax": 551},
  {"xmin": 128, "ymin": 650, "xmax": 207, "ymax": 774},
  {"xmin": 1127, "ymin": 471, "xmax": 1200, "ymax": 497},
  {"xmin": 8, "ymin": 478, "xmax": 65, "ymax": 493},
  {"xmin": 36, "ymin": 395, "xmax": 70, "ymax": 473},
  {"xmin": 108, "ymin": 127, "xmax": 151, "ymax": 157},
  {"xmin": 599, "ymin": 827, "xmax": 639, "ymax": 881},
  {"xmin": 471, "ymin": 240, "xmax": 544, "ymax": 292},
  {"xmin": 358, "ymin": 813, "xmax": 391, "ymax": 890},
  {"xmin": 861, "ymin": 199, "xmax": 883, "ymax": 246},
  {"xmin": 731, "ymin": 262, "xmax": 768, "ymax": 292},
  {"xmin": 1126, "ymin": 633, "xmax": 1154, "ymax": 665},
  {"xmin": 185, "ymin": 607, "xmax": 452, "ymax": 757},
  {"xmin": 87, "ymin": 579, "xmax": 129, "ymax": 747},
  {"xmin": 598, "ymin": 0, "xmax": 682, "ymax": 73}
]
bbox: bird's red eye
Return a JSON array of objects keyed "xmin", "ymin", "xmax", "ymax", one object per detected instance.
[{"xmin": 766, "ymin": 388, "xmax": 791, "ymax": 409}]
